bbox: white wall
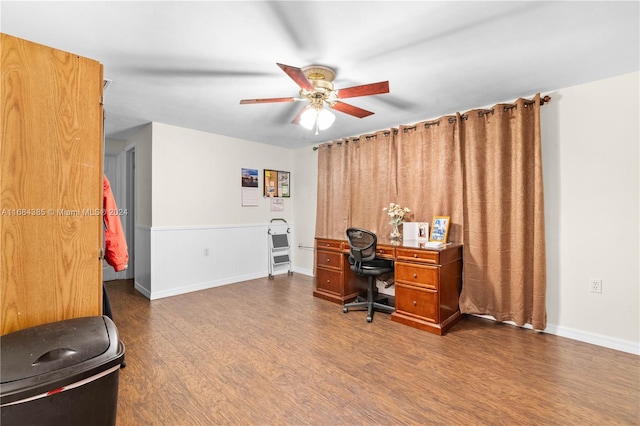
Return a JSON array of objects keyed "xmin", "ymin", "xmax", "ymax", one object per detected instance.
[
  {"xmin": 292, "ymin": 146, "xmax": 319, "ymax": 276},
  {"xmin": 128, "ymin": 124, "xmax": 152, "ymax": 294},
  {"xmin": 151, "ymin": 122, "xmax": 295, "ymax": 227},
  {"xmin": 136, "ymin": 123, "xmax": 301, "ymax": 299},
  {"xmin": 541, "ymin": 71, "xmax": 639, "ymax": 353},
  {"xmin": 132, "ymin": 124, "xmax": 152, "ymax": 227}
]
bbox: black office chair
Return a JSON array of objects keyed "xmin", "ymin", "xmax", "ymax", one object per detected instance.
[{"xmin": 343, "ymin": 228, "xmax": 395, "ymax": 322}]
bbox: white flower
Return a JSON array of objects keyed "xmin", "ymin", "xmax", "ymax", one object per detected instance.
[{"xmin": 383, "ymin": 203, "xmax": 410, "ymax": 226}]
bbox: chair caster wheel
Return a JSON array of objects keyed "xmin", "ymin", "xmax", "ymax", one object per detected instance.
[
  {"xmin": 343, "ymin": 307, "xmax": 348, "ymax": 313},
  {"xmin": 367, "ymin": 316, "xmax": 372, "ymax": 323}
]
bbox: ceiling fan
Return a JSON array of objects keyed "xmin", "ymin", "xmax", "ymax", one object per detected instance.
[{"xmin": 240, "ymin": 63, "xmax": 389, "ymax": 134}]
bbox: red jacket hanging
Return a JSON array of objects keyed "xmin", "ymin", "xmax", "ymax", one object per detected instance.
[{"xmin": 103, "ymin": 175, "xmax": 129, "ymax": 272}]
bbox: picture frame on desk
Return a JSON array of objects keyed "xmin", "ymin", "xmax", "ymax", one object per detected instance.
[
  {"xmin": 403, "ymin": 222, "xmax": 429, "ymax": 244},
  {"xmin": 430, "ymin": 216, "xmax": 450, "ymax": 242}
]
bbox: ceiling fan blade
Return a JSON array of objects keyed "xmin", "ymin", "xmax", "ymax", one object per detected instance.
[
  {"xmin": 277, "ymin": 63, "xmax": 315, "ymax": 91},
  {"xmin": 337, "ymin": 81, "xmax": 390, "ymax": 99},
  {"xmin": 240, "ymin": 97, "xmax": 297, "ymax": 104},
  {"xmin": 330, "ymin": 101, "xmax": 375, "ymax": 118},
  {"xmin": 291, "ymin": 105, "xmax": 311, "ymax": 124}
]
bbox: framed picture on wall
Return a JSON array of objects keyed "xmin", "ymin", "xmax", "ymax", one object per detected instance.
[
  {"xmin": 241, "ymin": 168, "xmax": 259, "ymax": 206},
  {"xmin": 277, "ymin": 171, "xmax": 290, "ymax": 197},
  {"xmin": 264, "ymin": 169, "xmax": 277, "ymax": 197},
  {"xmin": 429, "ymin": 216, "xmax": 450, "ymax": 242}
]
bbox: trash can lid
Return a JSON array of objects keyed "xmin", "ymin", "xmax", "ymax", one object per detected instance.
[{"xmin": 1, "ymin": 316, "xmax": 113, "ymax": 383}]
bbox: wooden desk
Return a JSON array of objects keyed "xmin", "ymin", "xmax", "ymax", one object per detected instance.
[{"xmin": 314, "ymin": 238, "xmax": 463, "ymax": 335}]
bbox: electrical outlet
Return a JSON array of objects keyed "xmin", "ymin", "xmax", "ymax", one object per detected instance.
[
  {"xmin": 589, "ymin": 278, "xmax": 602, "ymax": 293},
  {"xmin": 204, "ymin": 248, "xmax": 209, "ymax": 257}
]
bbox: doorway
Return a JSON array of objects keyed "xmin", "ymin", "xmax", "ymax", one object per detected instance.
[
  {"xmin": 125, "ymin": 146, "xmax": 135, "ymax": 279},
  {"xmin": 103, "ymin": 146, "xmax": 135, "ymax": 281}
]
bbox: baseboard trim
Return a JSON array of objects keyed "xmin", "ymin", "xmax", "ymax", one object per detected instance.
[
  {"xmin": 473, "ymin": 314, "xmax": 639, "ymax": 355},
  {"xmin": 134, "ymin": 267, "xmax": 314, "ymax": 301},
  {"xmin": 148, "ymin": 272, "xmax": 265, "ymax": 300},
  {"xmin": 134, "ymin": 281, "xmax": 151, "ymax": 299},
  {"xmin": 544, "ymin": 323, "xmax": 639, "ymax": 355},
  {"xmin": 293, "ymin": 267, "xmax": 313, "ymax": 277}
]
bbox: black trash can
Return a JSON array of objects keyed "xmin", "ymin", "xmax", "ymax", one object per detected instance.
[{"xmin": 0, "ymin": 316, "xmax": 125, "ymax": 426}]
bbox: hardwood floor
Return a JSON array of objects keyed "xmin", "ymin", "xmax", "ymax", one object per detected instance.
[{"xmin": 106, "ymin": 276, "xmax": 639, "ymax": 425}]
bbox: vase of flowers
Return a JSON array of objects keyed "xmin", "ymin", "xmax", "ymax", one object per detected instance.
[{"xmin": 383, "ymin": 203, "xmax": 410, "ymax": 244}]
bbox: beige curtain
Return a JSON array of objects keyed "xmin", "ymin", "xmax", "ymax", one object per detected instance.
[
  {"xmin": 315, "ymin": 140, "xmax": 351, "ymax": 240},
  {"xmin": 458, "ymin": 95, "xmax": 547, "ymax": 329},
  {"xmin": 315, "ymin": 94, "xmax": 547, "ymax": 330},
  {"xmin": 349, "ymin": 131, "xmax": 397, "ymax": 236},
  {"xmin": 395, "ymin": 118, "xmax": 464, "ymax": 242},
  {"xmin": 316, "ymin": 132, "xmax": 397, "ymax": 240}
]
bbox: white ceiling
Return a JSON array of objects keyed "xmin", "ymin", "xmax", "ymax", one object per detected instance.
[{"xmin": 2, "ymin": 1, "xmax": 638, "ymax": 149}]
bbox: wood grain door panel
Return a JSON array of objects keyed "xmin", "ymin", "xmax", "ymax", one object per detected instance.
[{"xmin": 1, "ymin": 34, "xmax": 103, "ymax": 335}]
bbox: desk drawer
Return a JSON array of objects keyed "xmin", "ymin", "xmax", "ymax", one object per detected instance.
[
  {"xmin": 375, "ymin": 245, "xmax": 396, "ymax": 259},
  {"xmin": 395, "ymin": 283, "xmax": 438, "ymax": 323},
  {"xmin": 316, "ymin": 239, "xmax": 342, "ymax": 251},
  {"xmin": 395, "ymin": 248, "xmax": 439, "ymax": 264},
  {"xmin": 395, "ymin": 262, "xmax": 439, "ymax": 289},
  {"xmin": 316, "ymin": 250, "xmax": 343, "ymax": 271},
  {"xmin": 315, "ymin": 267, "xmax": 343, "ymax": 295}
]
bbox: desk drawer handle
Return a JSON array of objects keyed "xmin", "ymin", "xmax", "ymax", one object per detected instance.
[
  {"xmin": 413, "ymin": 300, "xmax": 417, "ymax": 306},
  {"xmin": 413, "ymin": 273, "xmax": 418, "ymax": 279},
  {"xmin": 326, "ymin": 258, "xmax": 331, "ymax": 263},
  {"xmin": 326, "ymin": 279, "xmax": 331, "ymax": 283},
  {"xmin": 413, "ymin": 253, "xmax": 418, "ymax": 258},
  {"xmin": 326, "ymin": 243, "xmax": 330, "ymax": 247}
]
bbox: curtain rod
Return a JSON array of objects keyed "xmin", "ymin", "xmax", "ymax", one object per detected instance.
[{"xmin": 312, "ymin": 95, "xmax": 551, "ymax": 150}]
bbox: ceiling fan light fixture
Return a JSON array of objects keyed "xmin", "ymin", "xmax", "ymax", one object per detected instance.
[
  {"xmin": 300, "ymin": 107, "xmax": 335, "ymax": 132},
  {"xmin": 317, "ymin": 108, "xmax": 335, "ymax": 130},
  {"xmin": 299, "ymin": 107, "xmax": 316, "ymax": 130}
]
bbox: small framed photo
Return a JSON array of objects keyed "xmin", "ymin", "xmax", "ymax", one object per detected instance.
[
  {"xmin": 417, "ymin": 222, "xmax": 429, "ymax": 240},
  {"xmin": 277, "ymin": 171, "xmax": 290, "ymax": 198},
  {"xmin": 429, "ymin": 216, "xmax": 450, "ymax": 242},
  {"xmin": 404, "ymin": 222, "xmax": 429, "ymax": 241},
  {"xmin": 264, "ymin": 169, "xmax": 277, "ymax": 197}
]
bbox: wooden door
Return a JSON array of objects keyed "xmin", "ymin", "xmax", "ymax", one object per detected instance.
[{"xmin": 1, "ymin": 33, "xmax": 104, "ymax": 335}]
